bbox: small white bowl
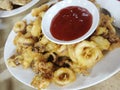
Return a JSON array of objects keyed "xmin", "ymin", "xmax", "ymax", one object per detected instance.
[{"xmin": 42, "ymin": 0, "xmax": 99, "ymax": 44}]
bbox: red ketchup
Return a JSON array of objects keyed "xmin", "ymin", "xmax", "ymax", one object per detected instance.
[{"xmin": 50, "ymin": 6, "xmax": 92, "ymax": 41}]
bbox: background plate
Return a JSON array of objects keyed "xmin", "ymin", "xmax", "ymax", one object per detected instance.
[{"xmin": 0, "ymin": 0, "xmax": 39, "ymax": 18}]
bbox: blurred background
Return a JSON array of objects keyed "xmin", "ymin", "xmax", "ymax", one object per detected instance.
[{"xmin": 0, "ymin": 0, "xmax": 120, "ymax": 90}]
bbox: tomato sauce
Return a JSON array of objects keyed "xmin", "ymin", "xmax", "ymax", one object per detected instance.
[{"xmin": 50, "ymin": 6, "xmax": 92, "ymax": 41}]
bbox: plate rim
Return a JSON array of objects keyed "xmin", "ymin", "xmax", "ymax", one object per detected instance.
[{"xmin": 0, "ymin": 0, "xmax": 39, "ymax": 18}]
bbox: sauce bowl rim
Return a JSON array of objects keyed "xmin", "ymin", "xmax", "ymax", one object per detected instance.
[{"xmin": 42, "ymin": 0, "xmax": 100, "ymax": 44}]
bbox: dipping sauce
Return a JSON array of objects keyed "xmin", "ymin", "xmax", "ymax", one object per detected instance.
[{"xmin": 50, "ymin": 6, "xmax": 93, "ymax": 41}]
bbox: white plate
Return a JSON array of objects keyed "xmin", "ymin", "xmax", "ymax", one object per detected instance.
[
  {"xmin": 4, "ymin": 1, "xmax": 120, "ymax": 90},
  {"xmin": 0, "ymin": 0, "xmax": 39, "ymax": 18}
]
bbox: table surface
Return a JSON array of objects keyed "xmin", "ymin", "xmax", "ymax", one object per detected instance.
[{"xmin": 0, "ymin": 0, "xmax": 120, "ymax": 90}]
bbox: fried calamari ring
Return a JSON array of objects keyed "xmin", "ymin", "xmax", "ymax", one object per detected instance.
[
  {"xmin": 53, "ymin": 68, "xmax": 76, "ymax": 86},
  {"xmin": 56, "ymin": 45, "xmax": 69, "ymax": 56},
  {"xmin": 14, "ymin": 33, "xmax": 35, "ymax": 47},
  {"xmin": 31, "ymin": 74, "xmax": 50, "ymax": 89},
  {"xmin": 74, "ymin": 41, "xmax": 103, "ymax": 68},
  {"xmin": 90, "ymin": 36, "xmax": 110, "ymax": 51},
  {"xmin": 68, "ymin": 45, "xmax": 77, "ymax": 63},
  {"xmin": 31, "ymin": 17, "xmax": 42, "ymax": 37},
  {"xmin": 31, "ymin": 4, "xmax": 48, "ymax": 17},
  {"xmin": 13, "ymin": 20, "xmax": 26, "ymax": 33}
]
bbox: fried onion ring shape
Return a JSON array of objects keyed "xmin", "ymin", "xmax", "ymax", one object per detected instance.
[
  {"xmin": 74, "ymin": 41, "xmax": 103, "ymax": 68},
  {"xmin": 53, "ymin": 68, "xmax": 76, "ymax": 86}
]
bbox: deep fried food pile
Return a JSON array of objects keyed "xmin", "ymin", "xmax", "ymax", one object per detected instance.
[
  {"xmin": 0, "ymin": 0, "xmax": 31, "ymax": 10},
  {"xmin": 7, "ymin": 1, "xmax": 120, "ymax": 90}
]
